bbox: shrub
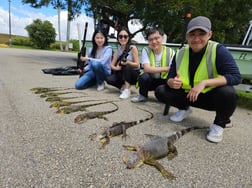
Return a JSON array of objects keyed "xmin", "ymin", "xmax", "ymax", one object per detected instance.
[
  {"xmin": 25, "ymin": 19, "xmax": 56, "ymax": 49},
  {"xmin": 12, "ymin": 38, "xmax": 32, "ymax": 46}
]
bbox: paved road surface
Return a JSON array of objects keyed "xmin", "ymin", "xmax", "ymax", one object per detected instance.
[{"xmin": 0, "ymin": 48, "xmax": 251, "ymax": 187}]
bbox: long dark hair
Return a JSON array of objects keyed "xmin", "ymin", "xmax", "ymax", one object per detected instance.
[
  {"xmin": 90, "ymin": 29, "xmax": 109, "ymax": 58},
  {"xmin": 117, "ymin": 26, "xmax": 132, "ymax": 52}
]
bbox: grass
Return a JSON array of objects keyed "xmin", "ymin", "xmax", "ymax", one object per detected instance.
[
  {"xmin": 0, "ymin": 33, "xmax": 39, "ymax": 49},
  {"xmin": 0, "ymin": 33, "xmax": 26, "ymax": 44},
  {"xmin": 0, "ymin": 33, "xmax": 77, "ymax": 51},
  {"xmin": 237, "ymin": 90, "xmax": 252, "ymax": 110}
]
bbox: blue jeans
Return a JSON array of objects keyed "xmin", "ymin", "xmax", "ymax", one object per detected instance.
[{"xmin": 75, "ymin": 61, "xmax": 108, "ymax": 90}]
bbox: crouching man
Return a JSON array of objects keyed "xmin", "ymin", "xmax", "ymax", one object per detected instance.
[{"xmin": 155, "ymin": 16, "xmax": 241, "ymax": 143}]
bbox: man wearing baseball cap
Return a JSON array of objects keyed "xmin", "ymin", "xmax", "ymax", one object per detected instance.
[{"xmin": 155, "ymin": 16, "xmax": 241, "ymax": 143}]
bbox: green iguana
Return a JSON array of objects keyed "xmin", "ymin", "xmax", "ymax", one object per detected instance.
[
  {"xmin": 89, "ymin": 108, "xmax": 153, "ymax": 149},
  {"xmin": 74, "ymin": 102, "xmax": 119, "ymax": 124},
  {"xmin": 122, "ymin": 126, "xmax": 206, "ymax": 179},
  {"xmin": 40, "ymin": 91, "xmax": 78, "ymax": 98},
  {"xmin": 50, "ymin": 99, "xmax": 105, "ymax": 109},
  {"xmin": 56, "ymin": 100, "xmax": 114, "ymax": 114},
  {"xmin": 45, "ymin": 96, "xmax": 81, "ymax": 102},
  {"xmin": 31, "ymin": 87, "xmax": 74, "ymax": 94}
]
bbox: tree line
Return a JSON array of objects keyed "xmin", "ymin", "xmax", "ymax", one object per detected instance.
[{"xmin": 23, "ymin": 0, "xmax": 252, "ymax": 49}]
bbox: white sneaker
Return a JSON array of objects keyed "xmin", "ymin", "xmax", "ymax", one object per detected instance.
[
  {"xmin": 120, "ymin": 85, "xmax": 125, "ymax": 93},
  {"xmin": 206, "ymin": 124, "xmax": 224, "ymax": 143},
  {"xmin": 170, "ymin": 108, "xmax": 192, "ymax": 122},
  {"xmin": 119, "ymin": 89, "xmax": 130, "ymax": 99},
  {"xmin": 131, "ymin": 94, "xmax": 147, "ymax": 103},
  {"xmin": 97, "ymin": 83, "xmax": 105, "ymax": 91}
]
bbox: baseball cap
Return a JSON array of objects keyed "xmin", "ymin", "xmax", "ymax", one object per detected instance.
[{"xmin": 186, "ymin": 16, "xmax": 211, "ymax": 34}]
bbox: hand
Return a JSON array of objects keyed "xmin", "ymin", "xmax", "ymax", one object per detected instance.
[
  {"xmin": 115, "ymin": 64, "xmax": 122, "ymax": 71},
  {"xmin": 78, "ymin": 68, "xmax": 84, "ymax": 73},
  {"xmin": 120, "ymin": 61, "xmax": 127, "ymax": 66},
  {"xmin": 187, "ymin": 81, "xmax": 205, "ymax": 102},
  {"xmin": 80, "ymin": 56, "xmax": 89, "ymax": 62},
  {"xmin": 168, "ymin": 72, "xmax": 183, "ymax": 89}
]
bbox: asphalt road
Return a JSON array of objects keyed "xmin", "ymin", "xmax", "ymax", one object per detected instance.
[{"xmin": 0, "ymin": 48, "xmax": 251, "ymax": 187}]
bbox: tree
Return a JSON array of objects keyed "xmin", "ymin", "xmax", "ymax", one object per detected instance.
[
  {"xmin": 85, "ymin": 0, "xmax": 252, "ymax": 44},
  {"xmin": 85, "ymin": 2, "xmax": 146, "ymax": 38},
  {"xmin": 23, "ymin": 0, "xmax": 66, "ymax": 51},
  {"xmin": 209, "ymin": 0, "xmax": 252, "ymax": 43},
  {"xmin": 64, "ymin": 0, "xmax": 86, "ymax": 51},
  {"xmin": 51, "ymin": 0, "xmax": 67, "ymax": 51},
  {"xmin": 25, "ymin": 19, "xmax": 56, "ymax": 49},
  {"xmin": 23, "ymin": 0, "xmax": 86, "ymax": 51}
]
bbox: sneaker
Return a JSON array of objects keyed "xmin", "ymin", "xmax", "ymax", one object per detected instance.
[
  {"xmin": 97, "ymin": 83, "xmax": 105, "ymax": 91},
  {"xmin": 206, "ymin": 124, "xmax": 224, "ymax": 143},
  {"xmin": 119, "ymin": 89, "xmax": 130, "ymax": 99},
  {"xmin": 131, "ymin": 94, "xmax": 147, "ymax": 103},
  {"xmin": 170, "ymin": 108, "xmax": 192, "ymax": 122},
  {"xmin": 120, "ymin": 85, "xmax": 125, "ymax": 93}
]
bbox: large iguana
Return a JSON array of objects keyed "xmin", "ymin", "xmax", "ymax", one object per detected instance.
[
  {"xmin": 122, "ymin": 126, "xmax": 206, "ymax": 179},
  {"xmin": 74, "ymin": 102, "xmax": 119, "ymax": 124},
  {"xmin": 90, "ymin": 108, "xmax": 153, "ymax": 149},
  {"xmin": 56, "ymin": 100, "xmax": 114, "ymax": 114}
]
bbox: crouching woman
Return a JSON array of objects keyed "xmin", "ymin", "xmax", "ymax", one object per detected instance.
[{"xmin": 75, "ymin": 29, "xmax": 113, "ymax": 91}]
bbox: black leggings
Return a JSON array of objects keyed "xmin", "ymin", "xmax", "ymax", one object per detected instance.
[
  {"xmin": 155, "ymin": 85, "xmax": 238, "ymax": 128},
  {"xmin": 106, "ymin": 65, "xmax": 139, "ymax": 89}
]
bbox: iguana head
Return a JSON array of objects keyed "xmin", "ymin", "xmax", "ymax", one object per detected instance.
[
  {"xmin": 56, "ymin": 108, "xmax": 71, "ymax": 114},
  {"xmin": 74, "ymin": 116, "xmax": 81, "ymax": 123},
  {"xmin": 98, "ymin": 134, "xmax": 110, "ymax": 149},
  {"xmin": 122, "ymin": 154, "xmax": 142, "ymax": 169}
]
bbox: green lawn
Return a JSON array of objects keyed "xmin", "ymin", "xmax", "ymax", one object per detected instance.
[{"xmin": 237, "ymin": 90, "xmax": 252, "ymax": 110}]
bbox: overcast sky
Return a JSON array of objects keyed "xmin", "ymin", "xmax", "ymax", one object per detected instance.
[{"xmin": 0, "ymin": 0, "xmax": 146, "ymax": 42}]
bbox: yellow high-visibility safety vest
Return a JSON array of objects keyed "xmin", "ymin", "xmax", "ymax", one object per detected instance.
[
  {"xmin": 144, "ymin": 46, "xmax": 173, "ymax": 79},
  {"xmin": 176, "ymin": 40, "xmax": 219, "ymax": 93}
]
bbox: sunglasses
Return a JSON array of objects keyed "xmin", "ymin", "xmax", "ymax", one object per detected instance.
[{"xmin": 118, "ymin": 35, "xmax": 129, "ymax": 39}]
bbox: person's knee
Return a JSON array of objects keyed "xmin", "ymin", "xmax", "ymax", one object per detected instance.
[
  {"xmin": 155, "ymin": 85, "xmax": 166, "ymax": 101},
  {"xmin": 217, "ymin": 86, "xmax": 237, "ymax": 100},
  {"xmin": 91, "ymin": 61, "xmax": 102, "ymax": 70},
  {"xmin": 139, "ymin": 73, "xmax": 150, "ymax": 83},
  {"xmin": 105, "ymin": 75, "xmax": 113, "ymax": 85},
  {"xmin": 75, "ymin": 78, "xmax": 87, "ymax": 90},
  {"xmin": 75, "ymin": 82, "xmax": 82, "ymax": 90}
]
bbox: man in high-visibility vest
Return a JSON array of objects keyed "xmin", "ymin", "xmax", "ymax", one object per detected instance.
[
  {"xmin": 155, "ymin": 16, "xmax": 241, "ymax": 143},
  {"xmin": 131, "ymin": 27, "xmax": 175, "ymax": 103}
]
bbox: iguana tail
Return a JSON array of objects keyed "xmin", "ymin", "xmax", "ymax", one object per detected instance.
[
  {"xmin": 31, "ymin": 87, "xmax": 75, "ymax": 94},
  {"xmin": 170, "ymin": 126, "xmax": 206, "ymax": 143},
  {"xmin": 74, "ymin": 102, "xmax": 118, "ymax": 123},
  {"xmin": 122, "ymin": 107, "xmax": 154, "ymax": 129},
  {"xmin": 45, "ymin": 96, "xmax": 81, "ymax": 102}
]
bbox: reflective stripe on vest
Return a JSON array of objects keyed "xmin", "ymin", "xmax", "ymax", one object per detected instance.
[
  {"xmin": 144, "ymin": 46, "xmax": 172, "ymax": 79},
  {"xmin": 176, "ymin": 41, "xmax": 219, "ymax": 93}
]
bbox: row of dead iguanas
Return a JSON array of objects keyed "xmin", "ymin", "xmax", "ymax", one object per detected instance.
[{"xmin": 31, "ymin": 87, "xmax": 207, "ymax": 180}]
